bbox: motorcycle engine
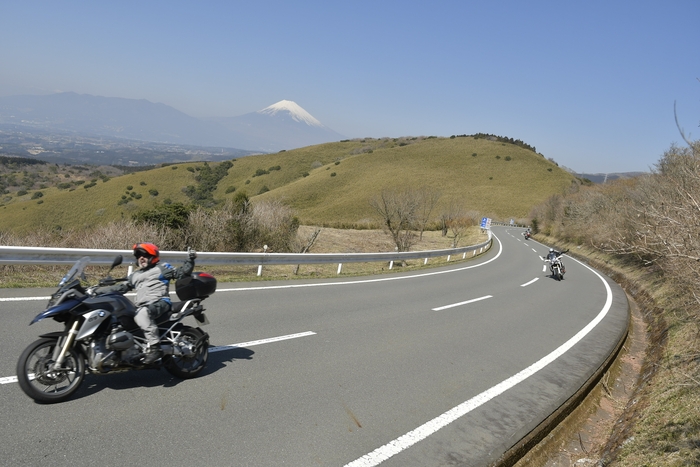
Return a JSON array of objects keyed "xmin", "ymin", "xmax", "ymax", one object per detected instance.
[
  {"xmin": 106, "ymin": 329, "xmax": 135, "ymax": 351},
  {"xmin": 88, "ymin": 339, "xmax": 119, "ymax": 371}
]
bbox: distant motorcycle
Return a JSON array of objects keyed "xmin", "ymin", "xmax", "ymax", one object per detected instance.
[
  {"xmin": 16, "ymin": 255, "xmax": 216, "ymax": 403},
  {"xmin": 523, "ymin": 231, "xmax": 531, "ymax": 240},
  {"xmin": 541, "ymin": 249, "xmax": 568, "ymax": 281}
]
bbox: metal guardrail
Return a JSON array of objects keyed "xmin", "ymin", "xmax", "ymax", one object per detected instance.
[{"xmin": 0, "ymin": 230, "xmax": 492, "ymax": 274}]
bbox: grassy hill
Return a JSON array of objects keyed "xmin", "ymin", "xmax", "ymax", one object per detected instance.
[
  {"xmin": 0, "ymin": 136, "xmax": 579, "ymax": 234},
  {"xmin": 215, "ymin": 136, "xmax": 578, "ymax": 226}
]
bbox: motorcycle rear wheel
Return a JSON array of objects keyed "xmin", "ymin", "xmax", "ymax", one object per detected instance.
[
  {"xmin": 163, "ymin": 326, "xmax": 208, "ymax": 379},
  {"xmin": 17, "ymin": 337, "xmax": 86, "ymax": 404}
]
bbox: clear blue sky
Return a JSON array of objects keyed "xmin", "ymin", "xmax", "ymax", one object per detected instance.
[{"xmin": 1, "ymin": 1, "xmax": 698, "ymax": 173}]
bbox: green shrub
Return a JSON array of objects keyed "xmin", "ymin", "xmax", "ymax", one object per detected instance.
[
  {"xmin": 225, "ymin": 186, "xmax": 236, "ymax": 194},
  {"xmin": 132, "ymin": 202, "xmax": 192, "ymax": 229}
]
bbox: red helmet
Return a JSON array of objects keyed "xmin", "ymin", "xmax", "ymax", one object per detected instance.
[{"xmin": 133, "ymin": 242, "xmax": 160, "ymax": 266}]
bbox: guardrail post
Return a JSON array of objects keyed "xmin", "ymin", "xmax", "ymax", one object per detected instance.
[
  {"xmin": 257, "ymin": 244, "xmax": 268, "ymax": 277},
  {"xmin": 424, "ymin": 258, "xmax": 428, "ymax": 265},
  {"xmin": 337, "ymin": 263, "xmax": 343, "ymax": 275},
  {"xmin": 389, "ymin": 260, "xmax": 394, "ymax": 270},
  {"xmin": 447, "ymin": 254, "xmax": 451, "ymax": 262}
]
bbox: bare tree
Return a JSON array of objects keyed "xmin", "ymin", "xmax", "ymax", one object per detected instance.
[
  {"xmin": 415, "ymin": 186, "xmax": 441, "ymax": 240},
  {"xmin": 369, "ymin": 188, "xmax": 420, "ymax": 253},
  {"xmin": 293, "ymin": 228, "xmax": 321, "ymax": 275},
  {"xmin": 441, "ymin": 200, "xmax": 477, "ymax": 247}
]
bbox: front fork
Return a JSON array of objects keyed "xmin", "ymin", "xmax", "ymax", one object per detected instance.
[{"xmin": 51, "ymin": 319, "xmax": 80, "ymax": 370}]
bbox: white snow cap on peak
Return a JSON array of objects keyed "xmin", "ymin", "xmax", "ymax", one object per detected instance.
[{"xmin": 258, "ymin": 100, "xmax": 323, "ymax": 127}]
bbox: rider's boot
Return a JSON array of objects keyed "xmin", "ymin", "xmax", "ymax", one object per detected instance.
[{"xmin": 142, "ymin": 344, "xmax": 163, "ymax": 364}]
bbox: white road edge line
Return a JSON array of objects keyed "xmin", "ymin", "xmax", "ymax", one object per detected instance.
[
  {"xmin": 0, "ymin": 331, "xmax": 317, "ymax": 386},
  {"xmin": 520, "ymin": 278, "xmax": 539, "ymax": 287},
  {"xmin": 345, "ymin": 255, "xmax": 614, "ymax": 467},
  {"xmin": 431, "ymin": 295, "xmax": 492, "ymax": 311}
]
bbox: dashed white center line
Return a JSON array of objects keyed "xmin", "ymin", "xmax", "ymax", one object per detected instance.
[
  {"xmin": 521, "ymin": 278, "xmax": 539, "ymax": 287},
  {"xmin": 208, "ymin": 331, "xmax": 316, "ymax": 353},
  {"xmin": 1, "ymin": 331, "xmax": 317, "ymax": 385},
  {"xmin": 431, "ymin": 295, "xmax": 492, "ymax": 311}
]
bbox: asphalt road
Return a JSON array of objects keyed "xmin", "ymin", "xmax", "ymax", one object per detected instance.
[{"xmin": 0, "ymin": 226, "xmax": 628, "ymax": 467}]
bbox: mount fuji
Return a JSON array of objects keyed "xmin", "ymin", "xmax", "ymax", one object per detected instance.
[
  {"xmin": 208, "ymin": 100, "xmax": 345, "ymax": 152},
  {"xmin": 0, "ymin": 93, "xmax": 345, "ymax": 156}
]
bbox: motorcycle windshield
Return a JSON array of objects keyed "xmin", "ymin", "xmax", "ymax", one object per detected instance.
[{"xmin": 58, "ymin": 256, "xmax": 91, "ymax": 287}]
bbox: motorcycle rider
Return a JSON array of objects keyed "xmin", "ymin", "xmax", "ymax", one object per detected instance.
[
  {"xmin": 543, "ymin": 248, "xmax": 569, "ymax": 273},
  {"xmin": 96, "ymin": 243, "xmax": 197, "ymax": 364}
]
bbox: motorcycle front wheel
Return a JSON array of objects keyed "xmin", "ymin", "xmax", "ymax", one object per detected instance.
[
  {"xmin": 163, "ymin": 326, "xmax": 208, "ymax": 379},
  {"xmin": 17, "ymin": 337, "xmax": 86, "ymax": 404}
]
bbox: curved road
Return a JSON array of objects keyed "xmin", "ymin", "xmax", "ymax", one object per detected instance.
[{"xmin": 0, "ymin": 226, "xmax": 628, "ymax": 466}]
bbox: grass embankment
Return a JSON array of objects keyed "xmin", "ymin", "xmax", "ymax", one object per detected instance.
[{"xmin": 518, "ymin": 235, "xmax": 699, "ymax": 467}]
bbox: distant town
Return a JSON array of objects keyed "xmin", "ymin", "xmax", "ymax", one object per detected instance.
[{"xmin": 0, "ymin": 124, "xmax": 259, "ymax": 166}]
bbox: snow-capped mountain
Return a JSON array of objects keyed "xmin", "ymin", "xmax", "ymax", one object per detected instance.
[
  {"xmin": 0, "ymin": 93, "xmax": 345, "ymax": 155},
  {"xmin": 209, "ymin": 100, "xmax": 344, "ymax": 152},
  {"xmin": 258, "ymin": 100, "xmax": 323, "ymax": 127}
]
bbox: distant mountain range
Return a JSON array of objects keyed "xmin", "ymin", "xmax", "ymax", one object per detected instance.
[{"xmin": 0, "ymin": 93, "xmax": 345, "ymax": 154}]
